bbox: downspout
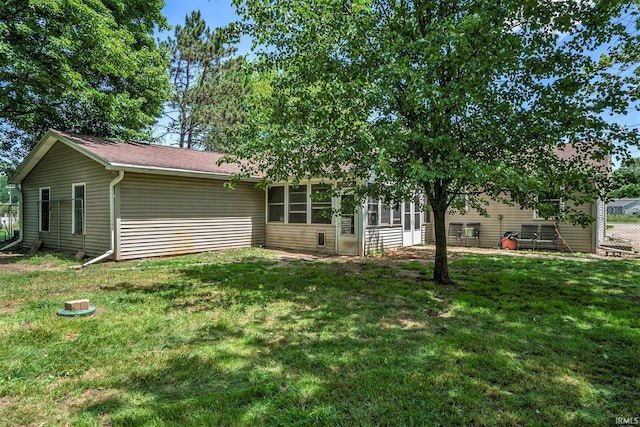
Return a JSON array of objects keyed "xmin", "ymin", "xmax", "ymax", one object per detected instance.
[
  {"xmin": 82, "ymin": 171, "xmax": 124, "ymax": 267},
  {"xmin": 1, "ymin": 184, "xmax": 23, "ymax": 251}
]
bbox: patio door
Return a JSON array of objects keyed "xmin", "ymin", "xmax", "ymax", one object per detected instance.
[
  {"xmin": 402, "ymin": 202, "xmax": 422, "ymax": 247},
  {"xmin": 337, "ymin": 194, "xmax": 360, "ymax": 255}
]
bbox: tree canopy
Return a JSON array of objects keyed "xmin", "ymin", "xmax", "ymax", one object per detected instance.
[
  {"xmin": 231, "ymin": 0, "xmax": 639, "ymax": 283},
  {"xmin": 0, "ymin": 0, "xmax": 170, "ymax": 173},
  {"xmin": 609, "ymin": 157, "xmax": 640, "ymax": 198}
]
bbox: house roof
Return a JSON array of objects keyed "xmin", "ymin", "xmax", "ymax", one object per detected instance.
[
  {"xmin": 553, "ymin": 143, "xmax": 611, "ymax": 169},
  {"xmin": 607, "ymin": 198, "xmax": 640, "ymax": 208},
  {"xmin": 11, "ymin": 130, "xmax": 260, "ymax": 183}
]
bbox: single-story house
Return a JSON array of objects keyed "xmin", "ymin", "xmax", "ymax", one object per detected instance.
[
  {"xmin": 4, "ymin": 130, "xmax": 605, "ymax": 261},
  {"xmin": 607, "ymin": 199, "xmax": 640, "ymax": 215},
  {"xmin": 5, "ymin": 130, "xmax": 426, "ymax": 262}
]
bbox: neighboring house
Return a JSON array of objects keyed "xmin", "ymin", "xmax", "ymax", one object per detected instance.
[
  {"xmin": 607, "ymin": 199, "xmax": 640, "ymax": 215},
  {"xmin": 4, "ymin": 130, "xmax": 605, "ymax": 260}
]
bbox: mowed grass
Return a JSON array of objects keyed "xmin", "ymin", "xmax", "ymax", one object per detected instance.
[{"xmin": 0, "ymin": 248, "xmax": 638, "ymax": 426}]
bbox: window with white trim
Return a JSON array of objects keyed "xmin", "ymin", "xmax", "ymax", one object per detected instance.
[
  {"xmin": 534, "ymin": 195, "xmax": 564, "ymax": 220},
  {"xmin": 39, "ymin": 187, "xmax": 50, "ymax": 232},
  {"xmin": 288, "ymin": 185, "xmax": 307, "ymax": 223},
  {"xmin": 72, "ymin": 183, "xmax": 86, "ymax": 234},
  {"xmin": 267, "ymin": 186, "xmax": 285, "ymax": 222}
]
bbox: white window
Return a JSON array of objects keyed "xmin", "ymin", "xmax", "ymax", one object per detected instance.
[
  {"xmin": 39, "ymin": 187, "xmax": 50, "ymax": 232},
  {"xmin": 288, "ymin": 185, "xmax": 308, "ymax": 223},
  {"xmin": 267, "ymin": 186, "xmax": 285, "ymax": 222},
  {"xmin": 72, "ymin": 183, "xmax": 86, "ymax": 234},
  {"xmin": 534, "ymin": 195, "xmax": 564, "ymax": 220}
]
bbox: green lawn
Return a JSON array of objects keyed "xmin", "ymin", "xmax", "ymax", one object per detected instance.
[
  {"xmin": 1, "ymin": 248, "xmax": 638, "ymax": 426},
  {"xmin": 607, "ymin": 214, "xmax": 640, "ymax": 223}
]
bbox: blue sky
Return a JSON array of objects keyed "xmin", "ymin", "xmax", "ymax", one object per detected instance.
[{"xmin": 160, "ymin": 0, "xmax": 251, "ymax": 54}]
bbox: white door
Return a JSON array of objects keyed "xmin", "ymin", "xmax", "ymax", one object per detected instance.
[
  {"xmin": 337, "ymin": 194, "xmax": 360, "ymax": 255},
  {"xmin": 402, "ymin": 202, "xmax": 423, "ymax": 247}
]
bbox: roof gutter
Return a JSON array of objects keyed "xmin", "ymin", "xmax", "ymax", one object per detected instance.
[
  {"xmin": 105, "ymin": 163, "xmax": 262, "ymax": 182},
  {"xmin": 0, "ymin": 184, "xmax": 23, "ymax": 251},
  {"xmin": 82, "ymin": 170, "xmax": 124, "ymax": 267}
]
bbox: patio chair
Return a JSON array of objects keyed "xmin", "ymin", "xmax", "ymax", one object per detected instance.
[
  {"xmin": 518, "ymin": 224, "xmax": 538, "ymax": 250},
  {"xmin": 537, "ymin": 224, "xmax": 557, "ymax": 250},
  {"xmin": 447, "ymin": 222, "xmax": 464, "ymax": 246},
  {"xmin": 464, "ymin": 223, "xmax": 480, "ymax": 246}
]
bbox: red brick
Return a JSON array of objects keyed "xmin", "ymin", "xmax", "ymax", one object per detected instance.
[{"xmin": 65, "ymin": 299, "xmax": 90, "ymax": 311}]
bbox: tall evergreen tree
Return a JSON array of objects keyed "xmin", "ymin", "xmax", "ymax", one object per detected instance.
[{"xmin": 160, "ymin": 11, "xmax": 247, "ymax": 150}]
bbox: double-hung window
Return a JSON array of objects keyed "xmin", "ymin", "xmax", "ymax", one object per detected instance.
[
  {"xmin": 72, "ymin": 183, "xmax": 86, "ymax": 234},
  {"xmin": 288, "ymin": 185, "xmax": 308, "ymax": 223},
  {"xmin": 39, "ymin": 187, "xmax": 50, "ymax": 232},
  {"xmin": 534, "ymin": 194, "xmax": 563, "ymax": 220}
]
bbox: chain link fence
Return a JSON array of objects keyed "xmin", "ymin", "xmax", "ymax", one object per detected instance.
[
  {"xmin": 0, "ymin": 203, "xmax": 19, "ymax": 244},
  {"xmin": 599, "ymin": 199, "xmax": 640, "ymax": 256}
]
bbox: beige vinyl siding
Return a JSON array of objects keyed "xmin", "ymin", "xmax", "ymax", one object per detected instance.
[
  {"xmin": 20, "ymin": 142, "xmax": 113, "ymax": 256},
  {"xmin": 424, "ymin": 223, "xmax": 435, "ymax": 244},
  {"xmin": 365, "ymin": 226, "xmax": 403, "ymax": 253},
  {"xmin": 444, "ymin": 197, "xmax": 597, "ymax": 253},
  {"xmin": 265, "ymin": 223, "xmax": 336, "ymax": 254},
  {"xmin": 118, "ymin": 173, "xmax": 265, "ymax": 260}
]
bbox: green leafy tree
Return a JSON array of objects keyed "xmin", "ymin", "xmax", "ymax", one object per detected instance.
[
  {"xmin": 0, "ymin": 0, "xmax": 169, "ymax": 173},
  {"xmin": 231, "ymin": 0, "xmax": 639, "ymax": 283},
  {"xmin": 0, "ymin": 175, "xmax": 18, "ymax": 204},
  {"xmin": 609, "ymin": 157, "xmax": 640, "ymax": 198},
  {"xmin": 159, "ymin": 11, "xmax": 247, "ymax": 151}
]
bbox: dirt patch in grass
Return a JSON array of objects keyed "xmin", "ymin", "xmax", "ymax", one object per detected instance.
[
  {"xmin": 267, "ymin": 245, "xmax": 612, "ymax": 267},
  {"xmin": 0, "ymin": 299, "xmax": 23, "ymax": 314}
]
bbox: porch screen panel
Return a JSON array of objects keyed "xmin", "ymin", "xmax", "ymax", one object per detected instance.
[
  {"xmin": 268, "ymin": 186, "xmax": 285, "ymax": 222},
  {"xmin": 404, "ymin": 202, "xmax": 411, "ymax": 231},
  {"xmin": 311, "ymin": 184, "xmax": 332, "ymax": 224},
  {"xmin": 289, "ymin": 186, "xmax": 307, "ymax": 223}
]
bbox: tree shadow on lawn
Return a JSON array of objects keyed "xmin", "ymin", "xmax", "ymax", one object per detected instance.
[{"xmin": 78, "ymin": 258, "xmax": 639, "ymax": 426}]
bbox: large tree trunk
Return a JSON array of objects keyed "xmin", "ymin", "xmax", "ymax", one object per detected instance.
[{"xmin": 432, "ymin": 202, "xmax": 454, "ymax": 285}]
